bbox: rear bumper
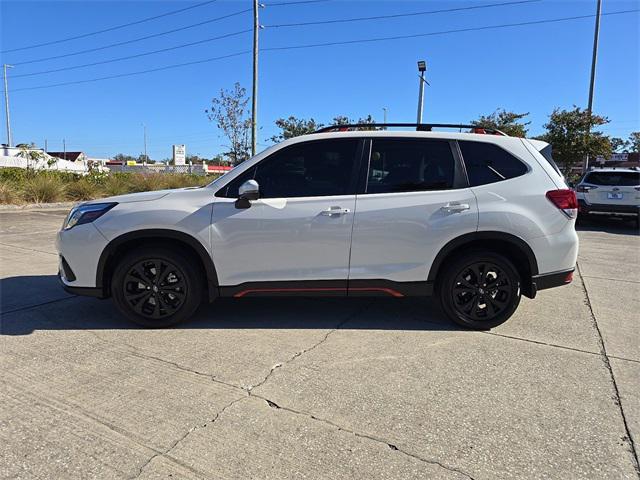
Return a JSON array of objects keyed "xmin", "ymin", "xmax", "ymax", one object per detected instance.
[
  {"xmin": 578, "ymin": 200, "xmax": 639, "ymax": 217},
  {"xmin": 531, "ymin": 268, "xmax": 574, "ymax": 294}
]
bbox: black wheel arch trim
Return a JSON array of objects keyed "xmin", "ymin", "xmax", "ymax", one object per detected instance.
[
  {"xmin": 427, "ymin": 231, "xmax": 539, "ymax": 296},
  {"xmin": 96, "ymin": 229, "xmax": 219, "ymax": 301}
]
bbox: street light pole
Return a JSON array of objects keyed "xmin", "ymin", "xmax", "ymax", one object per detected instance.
[
  {"xmin": 416, "ymin": 60, "xmax": 427, "ymax": 124},
  {"xmin": 584, "ymin": 0, "xmax": 602, "ymax": 172},
  {"xmin": 383, "ymin": 107, "xmax": 388, "ymax": 130},
  {"xmin": 3, "ymin": 64, "xmax": 14, "ymax": 148},
  {"xmin": 251, "ymin": 0, "xmax": 260, "ymax": 157}
]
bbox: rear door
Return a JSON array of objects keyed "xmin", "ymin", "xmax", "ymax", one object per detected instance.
[
  {"xmin": 348, "ymin": 138, "xmax": 478, "ymax": 286},
  {"xmin": 211, "ymin": 138, "xmax": 362, "ymax": 289},
  {"xmin": 582, "ymin": 171, "xmax": 640, "ymax": 206}
]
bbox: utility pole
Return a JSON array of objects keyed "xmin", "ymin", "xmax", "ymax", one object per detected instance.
[
  {"xmin": 63, "ymin": 138, "xmax": 66, "ymax": 161},
  {"xmin": 251, "ymin": 1, "xmax": 261, "ymax": 157},
  {"xmin": 143, "ymin": 123, "xmax": 147, "ymax": 165},
  {"xmin": 383, "ymin": 107, "xmax": 388, "ymax": 127},
  {"xmin": 44, "ymin": 139, "xmax": 48, "ymax": 152},
  {"xmin": 584, "ymin": 0, "xmax": 602, "ymax": 172},
  {"xmin": 3, "ymin": 64, "xmax": 14, "ymax": 147},
  {"xmin": 416, "ymin": 60, "xmax": 427, "ymax": 124}
]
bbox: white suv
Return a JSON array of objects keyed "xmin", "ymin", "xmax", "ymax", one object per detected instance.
[
  {"xmin": 576, "ymin": 167, "xmax": 640, "ymax": 226},
  {"xmin": 56, "ymin": 123, "xmax": 579, "ymax": 330}
]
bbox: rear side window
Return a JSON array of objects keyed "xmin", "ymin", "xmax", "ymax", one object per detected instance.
[
  {"xmin": 366, "ymin": 139, "xmax": 455, "ymax": 194},
  {"xmin": 459, "ymin": 141, "xmax": 528, "ymax": 186},
  {"xmin": 583, "ymin": 171, "xmax": 640, "ymax": 186}
]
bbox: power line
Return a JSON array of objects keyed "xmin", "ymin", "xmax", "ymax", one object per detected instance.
[
  {"xmin": 266, "ymin": 0, "xmax": 331, "ymax": 6},
  {"xmin": 7, "ymin": 9, "xmax": 638, "ymax": 93},
  {"xmin": 10, "ymin": 51, "xmax": 251, "ymax": 92},
  {"xmin": 11, "ymin": 0, "xmax": 530, "ymax": 73},
  {"xmin": 1, "ymin": 0, "xmax": 220, "ymax": 54},
  {"xmin": 263, "ymin": 9, "xmax": 640, "ymax": 52},
  {"xmin": 12, "ymin": 29, "xmax": 252, "ymax": 78},
  {"xmin": 11, "ymin": 8, "xmax": 252, "ymax": 68},
  {"xmin": 266, "ymin": 0, "xmax": 540, "ymax": 28}
]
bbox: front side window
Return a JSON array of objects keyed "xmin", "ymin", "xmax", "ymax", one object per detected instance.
[
  {"xmin": 217, "ymin": 139, "xmax": 359, "ymax": 198},
  {"xmin": 583, "ymin": 171, "xmax": 640, "ymax": 186},
  {"xmin": 366, "ymin": 139, "xmax": 455, "ymax": 194},
  {"xmin": 459, "ymin": 141, "xmax": 528, "ymax": 187}
]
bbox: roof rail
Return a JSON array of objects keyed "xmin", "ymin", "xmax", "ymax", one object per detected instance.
[{"xmin": 313, "ymin": 123, "xmax": 509, "ymax": 136}]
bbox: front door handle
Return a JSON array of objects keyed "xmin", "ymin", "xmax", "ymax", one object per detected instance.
[
  {"xmin": 441, "ymin": 202, "xmax": 470, "ymax": 213},
  {"xmin": 320, "ymin": 206, "xmax": 351, "ymax": 216}
]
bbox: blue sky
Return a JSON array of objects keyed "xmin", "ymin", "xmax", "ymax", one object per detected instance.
[{"xmin": 1, "ymin": 0, "xmax": 638, "ymax": 160}]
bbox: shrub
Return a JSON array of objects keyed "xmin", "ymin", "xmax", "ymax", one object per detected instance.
[
  {"xmin": 102, "ymin": 174, "xmax": 134, "ymax": 196},
  {"xmin": 66, "ymin": 178, "xmax": 98, "ymax": 201},
  {"xmin": 0, "ymin": 180, "xmax": 21, "ymax": 204},
  {"xmin": 21, "ymin": 174, "xmax": 67, "ymax": 203}
]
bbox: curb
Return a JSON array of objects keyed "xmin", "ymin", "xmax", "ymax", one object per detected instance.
[{"xmin": 0, "ymin": 201, "xmax": 76, "ymax": 211}]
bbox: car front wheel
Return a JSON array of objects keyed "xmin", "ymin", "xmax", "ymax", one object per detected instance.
[
  {"xmin": 438, "ymin": 252, "xmax": 521, "ymax": 330},
  {"xmin": 112, "ymin": 247, "xmax": 203, "ymax": 327}
]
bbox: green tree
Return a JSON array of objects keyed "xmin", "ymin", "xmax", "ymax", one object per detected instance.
[
  {"xmin": 610, "ymin": 137, "xmax": 630, "ymax": 153},
  {"xmin": 627, "ymin": 131, "xmax": 640, "ymax": 153},
  {"xmin": 471, "ymin": 109, "xmax": 530, "ymax": 137},
  {"xmin": 536, "ymin": 106, "xmax": 612, "ymax": 174},
  {"xmin": 270, "ymin": 116, "xmax": 324, "ymax": 142},
  {"xmin": 113, "ymin": 153, "xmax": 137, "ymax": 163},
  {"xmin": 331, "ymin": 114, "xmax": 380, "ymax": 130},
  {"xmin": 206, "ymin": 82, "xmax": 251, "ymax": 165}
]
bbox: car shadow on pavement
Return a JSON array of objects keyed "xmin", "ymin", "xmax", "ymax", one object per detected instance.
[
  {"xmin": 576, "ymin": 217, "xmax": 639, "ymax": 235},
  {"xmin": 1, "ymin": 275, "xmax": 459, "ymax": 335}
]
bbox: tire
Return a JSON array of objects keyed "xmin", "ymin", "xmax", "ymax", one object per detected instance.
[
  {"xmin": 111, "ymin": 246, "xmax": 203, "ymax": 327},
  {"xmin": 438, "ymin": 251, "xmax": 521, "ymax": 330}
]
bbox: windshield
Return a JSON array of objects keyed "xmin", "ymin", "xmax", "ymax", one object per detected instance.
[{"xmin": 583, "ymin": 171, "xmax": 640, "ymax": 186}]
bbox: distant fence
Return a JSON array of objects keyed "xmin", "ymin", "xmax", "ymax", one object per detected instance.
[{"xmin": 106, "ymin": 164, "xmax": 208, "ymax": 175}]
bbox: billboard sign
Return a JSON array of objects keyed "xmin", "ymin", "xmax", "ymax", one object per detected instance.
[{"xmin": 173, "ymin": 144, "xmax": 186, "ymax": 165}]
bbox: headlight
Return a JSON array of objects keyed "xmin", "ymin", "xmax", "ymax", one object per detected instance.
[{"xmin": 63, "ymin": 202, "xmax": 117, "ymax": 230}]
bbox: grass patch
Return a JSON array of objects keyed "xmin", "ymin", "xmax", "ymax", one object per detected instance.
[
  {"xmin": 0, "ymin": 168, "xmax": 215, "ymax": 204},
  {"xmin": 0, "ymin": 180, "xmax": 21, "ymax": 204},
  {"xmin": 21, "ymin": 174, "xmax": 67, "ymax": 203}
]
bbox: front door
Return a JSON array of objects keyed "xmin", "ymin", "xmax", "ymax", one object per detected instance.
[
  {"xmin": 211, "ymin": 138, "xmax": 362, "ymax": 293},
  {"xmin": 349, "ymin": 138, "xmax": 478, "ymax": 289}
]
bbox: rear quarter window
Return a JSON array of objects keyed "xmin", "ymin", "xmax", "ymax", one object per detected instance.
[{"xmin": 459, "ymin": 141, "xmax": 528, "ymax": 187}]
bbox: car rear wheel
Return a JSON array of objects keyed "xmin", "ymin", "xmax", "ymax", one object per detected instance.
[
  {"xmin": 438, "ymin": 251, "xmax": 521, "ymax": 330},
  {"xmin": 112, "ymin": 247, "xmax": 203, "ymax": 327}
]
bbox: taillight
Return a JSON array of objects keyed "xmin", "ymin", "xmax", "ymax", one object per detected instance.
[
  {"xmin": 577, "ymin": 185, "xmax": 597, "ymax": 193},
  {"xmin": 546, "ymin": 189, "xmax": 578, "ymax": 218}
]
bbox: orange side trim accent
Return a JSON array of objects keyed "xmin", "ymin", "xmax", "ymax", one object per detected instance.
[{"xmin": 233, "ymin": 287, "xmax": 405, "ymax": 298}]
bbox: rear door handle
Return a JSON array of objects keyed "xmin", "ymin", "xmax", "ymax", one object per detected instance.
[
  {"xmin": 320, "ymin": 206, "xmax": 351, "ymax": 216},
  {"xmin": 441, "ymin": 202, "xmax": 470, "ymax": 213}
]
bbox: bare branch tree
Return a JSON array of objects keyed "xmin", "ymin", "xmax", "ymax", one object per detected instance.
[{"xmin": 206, "ymin": 83, "xmax": 251, "ymax": 165}]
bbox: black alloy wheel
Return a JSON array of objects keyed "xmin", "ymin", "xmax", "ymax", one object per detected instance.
[
  {"xmin": 123, "ymin": 259, "xmax": 186, "ymax": 319},
  {"xmin": 439, "ymin": 252, "xmax": 521, "ymax": 329},
  {"xmin": 112, "ymin": 247, "xmax": 203, "ymax": 327}
]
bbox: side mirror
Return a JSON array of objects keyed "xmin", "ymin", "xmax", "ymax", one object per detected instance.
[{"xmin": 236, "ymin": 179, "xmax": 259, "ymax": 209}]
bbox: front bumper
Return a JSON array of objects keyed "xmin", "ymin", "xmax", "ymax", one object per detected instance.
[
  {"xmin": 578, "ymin": 200, "xmax": 639, "ymax": 217},
  {"xmin": 58, "ymin": 272, "xmax": 105, "ymax": 298}
]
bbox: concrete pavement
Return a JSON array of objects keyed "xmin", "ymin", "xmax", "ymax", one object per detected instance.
[{"xmin": 0, "ymin": 209, "xmax": 638, "ymax": 479}]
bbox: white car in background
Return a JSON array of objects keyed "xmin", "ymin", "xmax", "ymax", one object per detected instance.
[
  {"xmin": 576, "ymin": 167, "xmax": 640, "ymax": 226},
  {"xmin": 56, "ymin": 123, "xmax": 579, "ymax": 330}
]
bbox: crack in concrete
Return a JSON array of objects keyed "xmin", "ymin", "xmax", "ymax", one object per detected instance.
[
  {"xmin": 247, "ymin": 300, "xmax": 375, "ymax": 393},
  {"xmin": 131, "ymin": 396, "xmax": 249, "ymax": 480},
  {"xmin": 1, "ymin": 294, "xmax": 76, "ymax": 317},
  {"xmin": 577, "ymin": 262, "xmax": 640, "ymax": 475},
  {"xmin": 254, "ymin": 395, "xmax": 476, "ymax": 480}
]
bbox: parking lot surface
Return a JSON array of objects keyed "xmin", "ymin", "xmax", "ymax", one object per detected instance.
[{"xmin": 1, "ymin": 209, "xmax": 638, "ymax": 480}]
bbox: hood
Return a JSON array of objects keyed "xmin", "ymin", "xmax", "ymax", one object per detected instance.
[{"xmin": 91, "ymin": 189, "xmax": 173, "ymax": 204}]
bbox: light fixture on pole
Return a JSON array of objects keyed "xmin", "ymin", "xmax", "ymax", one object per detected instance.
[{"xmin": 416, "ymin": 60, "xmax": 427, "ymax": 124}]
